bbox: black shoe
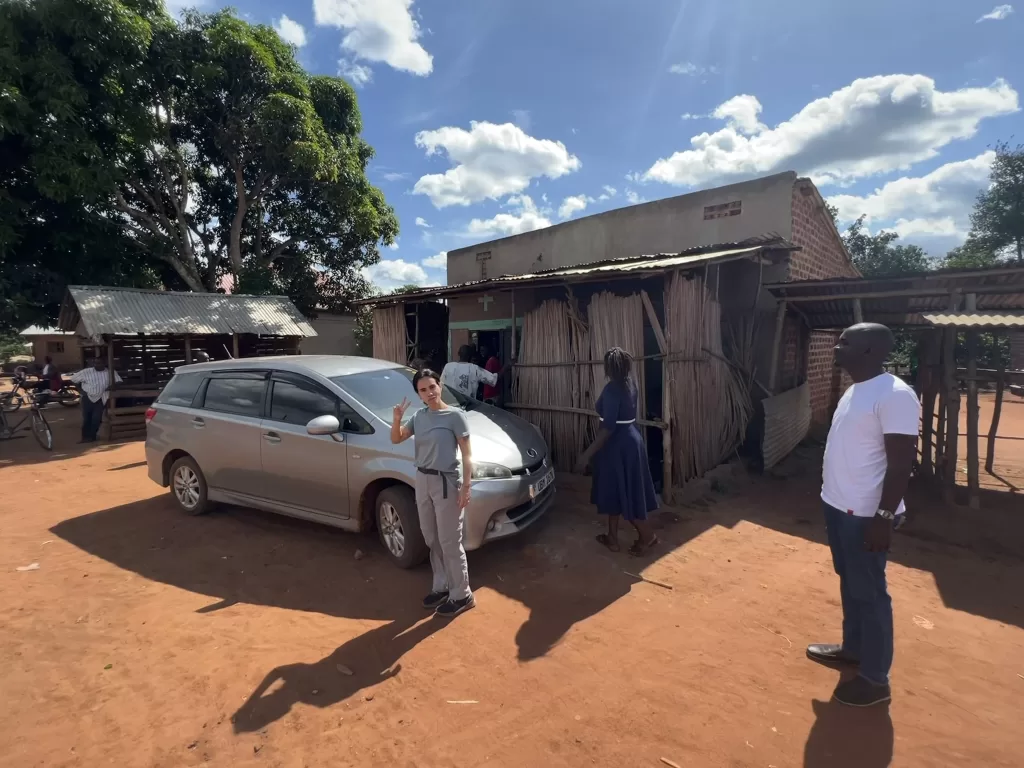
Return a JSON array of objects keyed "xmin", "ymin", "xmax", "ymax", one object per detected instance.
[
  {"xmin": 422, "ymin": 591, "xmax": 449, "ymax": 609},
  {"xmin": 833, "ymin": 676, "xmax": 892, "ymax": 707},
  {"xmin": 435, "ymin": 594, "xmax": 476, "ymax": 619},
  {"xmin": 806, "ymin": 643, "xmax": 860, "ymax": 667}
]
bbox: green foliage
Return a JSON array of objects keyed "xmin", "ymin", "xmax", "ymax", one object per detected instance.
[
  {"xmin": 969, "ymin": 141, "xmax": 1024, "ymax": 264},
  {"xmin": 841, "ymin": 216, "xmax": 930, "ymax": 277},
  {"xmin": 0, "ymin": 330, "xmax": 27, "ymax": 363},
  {"xmin": 940, "ymin": 239, "xmax": 1002, "ymax": 269},
  {"xmin": 0, "ymin": 1, "xmax": 395, "ymax": 334}
]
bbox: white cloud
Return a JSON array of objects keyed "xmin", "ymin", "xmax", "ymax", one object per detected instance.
[
  {"xmin": 314, "ymin": 0, "xmax": 432, "ymax": 79},
  {"xmin": 464, "ymin": 195, "xmax": 553, "ymax": 239},
  {"xmin": 380, "ymin": 171, "xmax": 407, "ymax": 182},
  {"xmin": 511, "ymin": 109, "xmax": 532, "ymax": 131},
  {"xmin": 412, "ymin": 121, "xmax": 581, "ymax": 208},
  {"xmin": 558, "ymin": 194, "xmax": 594, "ymax": 220},
  {"xmin": 644, "ymin": 75, "xmax": 1018, "ymax": 188},
  {"xmin": 388, "ymin": 239, "xmax": 399, "ymax": 250},
  {"xmin": 828, "ymin": 151, "xmax": 995, "ymax": 245},
  {"xmin": 362, "ymin": 258, "xmax": 429, "ymax": 290},
  {"xmin": 598, "ymin": 185, "xmax": 617, "ymax": 201},
  {"xmin": 977, "ymin": 4, "xmax": 1013, "ymax": 21},
  {"xmin": 669, "ymin": 62, "xmax": 718, "ymax": 77},
  {"xmin": 338, "ymin": 58, "xmax": 373, "ymax": 87},
  {"xmin": 274, "ymin": 15, "xmax": 307, "ymax": 47},
  {"xmin": 422, "ymin": 251, "xmax": 447, "ymax": 268},
  {"xmin": 415, "ymin": 216, "xmax": 431, "ymax": 228},
  {"xmin": 625, "ymin": 189, "xmax": 646, "ymax": 205}
]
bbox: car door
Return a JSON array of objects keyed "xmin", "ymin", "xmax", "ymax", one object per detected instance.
[
  {"xmin": 188, "ymin": 371, "xmax": 268, "ymax": 498},
  {"xmin": 258, "ymin": 372, "xmax": 350, "ymax": 519}
]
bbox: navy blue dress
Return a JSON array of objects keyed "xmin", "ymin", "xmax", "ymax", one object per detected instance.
[{"xmin": 591, "ymin": 381, "xmax": 659, "ymax": 520}]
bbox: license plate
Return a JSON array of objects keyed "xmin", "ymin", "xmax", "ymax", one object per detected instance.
[{"xmin": 530, "ymin": 469, "xmax": 554, "ymax": 500}]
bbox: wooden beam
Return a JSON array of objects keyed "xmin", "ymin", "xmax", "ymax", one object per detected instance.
[
  {"xmin": 184, "ymin": 334, "xmax": 192, "ymax": 365},
  {"xmin": 232, "ymin": 333, "xmax": 240, "ymax": 358},
  {"xmin": 964, "ymin": 293, "xmax": 980, "ymax": 509},
  {"xmin": 985, "ymin": 341, "xmax": 1006, "ymax": 474},
  {"xmin": 639, "ymin": 289, "xmax": 672, "ymax": 504},
  {"xmin": 768, "ymin": 301, "xmax": 787, "ymax": 393},
  {"xmin": 510, "ymin": 289, "xmax": 517, "ymax": 362},
  {"xmin": 778, "ymin": 285, "xmax": 1024, "ymax": 303},
  {"xmin": 640, "ymin": 291, "xmax": 667, "ymax": 355},
  {"xmin": 852, "ymin": 298, "xmax": 864, "ymax": 324},
  {"xmin": 942, "ymin": 293, "xmax": 960, "ymax": 503}
]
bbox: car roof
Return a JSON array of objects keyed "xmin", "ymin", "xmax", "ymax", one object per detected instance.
[{"xmin": 175, "ymin": 355, "xmax": 408, "ymax": 379}]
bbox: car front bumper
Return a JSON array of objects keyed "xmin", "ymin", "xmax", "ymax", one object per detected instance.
[{"xmin": 462, "ymin": 469, "xmax": 557, "ymax": 551}]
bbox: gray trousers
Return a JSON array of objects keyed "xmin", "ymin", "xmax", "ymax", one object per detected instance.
[{"xmin": 414, "ymin": 471, "xmax": 471, "ymax": 601}]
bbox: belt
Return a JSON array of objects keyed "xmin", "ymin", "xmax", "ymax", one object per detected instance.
[{"xmin": 417, "ymin": 467, "xmax": 458, "ymax": 499}]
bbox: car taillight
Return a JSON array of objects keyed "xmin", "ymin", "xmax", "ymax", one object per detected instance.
[{"xmin": 145, "ymin": 407, "xmax": 157, "ymax": 424}]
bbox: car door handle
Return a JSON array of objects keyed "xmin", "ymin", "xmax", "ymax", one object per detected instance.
[
  {"xmin": 191, "ymin": 417, "xmax": 205, "ymax": 428},
  {"xmin": 263, "ymin": 432, "xmax": 281, "ymax": 444}
]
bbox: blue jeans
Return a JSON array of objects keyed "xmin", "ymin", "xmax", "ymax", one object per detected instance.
[
  {"xmin": 81, "ymin": 397, "xmax": 104, "ymax": 441},
  {"xmin": 823, "ymin": 502, "xmax": 893, "ymax": 685}
]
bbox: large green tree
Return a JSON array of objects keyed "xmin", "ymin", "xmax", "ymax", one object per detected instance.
[
  {"xmin": 968, "ymin": 141, "xmax": 1024, "ymax": 264},
  {"xmin": 0, "ymin": 1, "xmax": 395, "ymax": 333},
  {"xmin": 840, "ymin": 215, "xmax": 930, "ymax": 277}
]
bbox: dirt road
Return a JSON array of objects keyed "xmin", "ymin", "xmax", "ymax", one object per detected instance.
[{"xmin": 1, "ymin": 410, "xmax": 1023, "ymax": 767}]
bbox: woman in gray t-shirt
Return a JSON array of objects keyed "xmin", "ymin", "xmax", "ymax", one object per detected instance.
[{"xmin": 391, "ymin": 368, "xmax": 476, "ymax": 619}]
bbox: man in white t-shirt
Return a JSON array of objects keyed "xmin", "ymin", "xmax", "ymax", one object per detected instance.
[
  {"xmin": 440, "ymin": 345, "xmax": 503, "ymax": 400},
  {"xmin": 807, "ymin": 323, "xmax": 919, "ymax": 708}
]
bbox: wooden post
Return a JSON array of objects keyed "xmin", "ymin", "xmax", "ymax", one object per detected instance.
[
  {"xmin": 985, "ymin": 338, "xmax": 1005, "ymax": 474},
  {"xmin": 510, "ymin": 290, "xmax": 517, "ymax": 362},
  {"xmin": 104, "ymin": 336, "xmax": 115, "ymax": 441},
  {"xmin": 768, "ymin": 301, "xmax": 787, "ymax": 393},
  {"xmin": 942, "ymin": 293, "xmax": 960, "ymax": 503},
  {"xmin": 139, "ymin": 333, "xmax": 147, "ymax": 384},
  {"xmin": 413, "ymin": 303, "xmax": 420, "ymax": 362},
  {"xmin": 232, "ymin": 333, "xmax": 240, "ymax": 359},
  {"xmin": 184, "ymin": 334, "xmax": 192, "ymax": 365},
  {"xmin": 853, "ymin": 298, "xmax": 864, "ymax": 324},
  {"xmin": 918, "ymin": 330, "xmax": 940, "ymax": 478},
  {"xmin": 964, "ymin": 293, "xmax": 980, "ymax": 509},
  {"xmin": 641, "ymin": 290, "xmax": 672, "ymax": 504}
]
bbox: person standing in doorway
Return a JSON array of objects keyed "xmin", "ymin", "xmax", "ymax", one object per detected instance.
[
  {"xmin": 391, "ymin": 369, "xmax": 476, "ymax": 619},
  {"xmin": 574, "ymin": 347, "xmax": 659, "ymax": 555},
  {"xmin": 480, "ymin": 344, "xmax": 502, "ymax": 404},
  {"xmin": 70, "ymin": 356, "xmax": 121, "ymax": 443},
  {"xmin": 807, "ymin": 323, "xmax": 919, "ymax": 707},
  {"xmin": 441, "ymin": 345, "xmax": 506, "ymax": 400}
]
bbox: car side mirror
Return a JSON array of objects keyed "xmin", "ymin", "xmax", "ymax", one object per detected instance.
[{"xmin": 306, "ymin": 414, "xmax": 341, "ymax": 436}]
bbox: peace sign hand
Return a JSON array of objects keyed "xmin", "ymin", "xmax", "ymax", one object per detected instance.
[{"xmin": 393, "ymin": 397, "xmax": 411, "ymax": 423}]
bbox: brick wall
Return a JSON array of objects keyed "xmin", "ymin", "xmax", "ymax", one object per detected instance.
[
  {"xmin": 807, "ymin": 331, "xmax": 838, "ymax": 424},
  {"xmin": 788, "ymin": 180, "xmax": 859, "ymax": 282},
  {"xmin": 780, "ymin": 316, "xmax": 805, "ymax": 391}
]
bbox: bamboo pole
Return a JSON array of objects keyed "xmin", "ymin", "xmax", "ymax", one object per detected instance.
[
  {"xmin": 942, "ymin": 293, "xmax": 960, "ymax": 503},
  {"xmin": 986, "ymin": 344, "xmax": 1006, "ymax": 474},
  {"xmin": 641, "ymin": 290, "xmax": 672, "ymax": 504},
  {"xmin": 768, "ymin": 301, "xmax": 787, "ymax": 393},
  {"xmin": 512, "ymin": 353, "xmax": 706, "ymax": 368},
  {"xmin": 965, "ymin": 293, "xmax": 980, "ymax": 509},
  {"xmin": 505, "ymin": 402, "xmax": 666, "ymax": 429}
]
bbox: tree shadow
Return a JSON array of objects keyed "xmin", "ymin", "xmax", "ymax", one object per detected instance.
[
  {"xmin": 232, "ymin": 614, "xmax": 444, "ymax": 733},
  {"xmin": 804, "ymin": 694, "xmax": 894, "ymax": 767}
]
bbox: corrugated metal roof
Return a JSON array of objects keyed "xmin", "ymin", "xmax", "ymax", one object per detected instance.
[
  {"xmin": 357, "ymin": 238, "xmax": 796, "ymax": 306},
  {"xmin": 58, "ymin": 286, "xmax": 317, "ymax": 341},
  {"xmin": 20, "ymin": 325, "xmax": 77, "ymax": 337},
  {"xmin": 922, "ymin": 311, "xmax": 1024, "ymax": 328}
]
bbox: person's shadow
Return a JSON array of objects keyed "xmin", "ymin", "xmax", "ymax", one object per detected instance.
[
  {"xmin": 232, "ymin": 614, "xmax": 444, "ymax": 733},
  {"xmin": 804, "ymin": 695, "xmax": 894, "ymax": 767}
]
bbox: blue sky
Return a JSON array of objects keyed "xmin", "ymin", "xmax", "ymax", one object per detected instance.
[{"xmin": 173, "ymin": 0, "xmax": 1022, "ymax": 290}]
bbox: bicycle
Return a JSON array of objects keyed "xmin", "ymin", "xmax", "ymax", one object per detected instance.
[
  {"xmin": 1, "ymin": 367, "xmax": 29, "ymax": 412},
  {"xmin": 0, "ymin": 391, "xmax": 54, "ymax": 450}
]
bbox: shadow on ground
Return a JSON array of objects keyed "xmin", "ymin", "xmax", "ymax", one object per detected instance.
[{"xmin": 804, "ymin": 694, "xmax": 894, "ymax": 767}]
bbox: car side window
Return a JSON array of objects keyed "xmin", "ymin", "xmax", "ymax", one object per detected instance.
[
  {"xmin": 337, "ymin": 397, "xmax": 373, "ymax": 435},
  {"xmin": 201, "ymin": 377, "xmax": 265, "ymax": 418},
  {"xmin": 269, "ymin": 380, "xmax": 339, "ymax": 426}
]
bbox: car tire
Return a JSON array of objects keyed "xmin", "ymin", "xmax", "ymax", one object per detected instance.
[
  {"xmin": 169, "ymin": 456, "xmax": 210, "ymax": 516},
  {"xmin": 375, "ymin": 486, "xmax": 428, "ymax": 569}
]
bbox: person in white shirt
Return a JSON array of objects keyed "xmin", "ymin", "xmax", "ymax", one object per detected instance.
[
  {"xmin": 441, "ymin": 345, "xmax": 505, "ymax": 400},
  {"xmin": 807, "ymin": 323, "xmax": 919, "ymax": 708},
  {"xmin": 70, "ymin": 357, "xmax": 122, "ymax": 443}
]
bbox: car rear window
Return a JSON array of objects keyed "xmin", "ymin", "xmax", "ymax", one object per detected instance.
[
  {"xmin": 201, "ymin": 377, "xmax": 265, "ymax": 418},
  {"xmin": 156, "ymin": 373, "xmax": 202, "ymax": 407}
]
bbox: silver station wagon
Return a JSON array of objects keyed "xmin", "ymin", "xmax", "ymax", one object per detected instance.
[{"xmin": 144, "ymin": 356, "xmax": 556, "ymax": 568}]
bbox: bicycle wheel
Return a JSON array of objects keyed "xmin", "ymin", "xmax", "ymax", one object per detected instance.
[
  {"xmin": 31, "ymin": 410, "xmax": 53, "ymax": 451},
  {"xmin": 2, "ymin": 393, "xmax": 23, "ymax": 413}
]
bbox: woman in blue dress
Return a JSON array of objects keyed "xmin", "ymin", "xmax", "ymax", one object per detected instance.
[{"xmin": 575, "ymin": 347, "xmax": 659, "ymax": 555}]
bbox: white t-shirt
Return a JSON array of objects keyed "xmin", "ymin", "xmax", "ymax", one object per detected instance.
[
  {"xmin": 440, "ymin": 362, "xmax": 497, "ymax": 399},
  {"xmin": 821, "ymin": 373, "xmax": 920, "ymax": 517}
]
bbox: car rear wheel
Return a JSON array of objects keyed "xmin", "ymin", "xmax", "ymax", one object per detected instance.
[
  {"xmin": 375, "ymin": 486, "xmax": 427, "ymax": 569},
  {"xmin": 169, "ymin": 456, "xmax": 210, "ymax": 516}
]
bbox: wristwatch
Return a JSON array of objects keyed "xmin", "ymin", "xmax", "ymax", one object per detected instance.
[{"xmin": 874, "ymin": 508, "xmax": 896, "ymax": 521}]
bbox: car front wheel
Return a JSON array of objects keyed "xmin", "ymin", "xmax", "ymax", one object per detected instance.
[{"xmin": 375, "ymin": 486, "xmax": 427, "ymax": 569}]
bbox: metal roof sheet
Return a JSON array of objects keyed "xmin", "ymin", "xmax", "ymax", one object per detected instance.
[
  {"xmin": 922, "ymin": 311, "xmax": 1024, "ymax": 328},
  {"xmin": 58, "ymin": 286, "xmax": 317, "ymax": 341},
  {"xmin": 356, "ymin": 238, "xmax": 796, "ymax": 306}
]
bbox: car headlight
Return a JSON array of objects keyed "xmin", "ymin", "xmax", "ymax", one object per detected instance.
[{"xmin": 472, "ymin": 462, "xmax": 513, "ymax": 480}]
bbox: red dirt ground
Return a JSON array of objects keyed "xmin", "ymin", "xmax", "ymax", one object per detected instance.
[{"xmin": 1, "ymin": 397, "xmax": 1023, "ymax": 767}]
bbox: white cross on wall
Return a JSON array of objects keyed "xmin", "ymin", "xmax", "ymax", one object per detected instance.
[{"xmin": 478, "ymin": 295, "xmax": 494, "ymax": 312}]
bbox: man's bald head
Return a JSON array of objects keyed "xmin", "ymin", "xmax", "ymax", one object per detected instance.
[{"xmin": 834, "ymin": 323, "xmax": 894, "ymax": 381}]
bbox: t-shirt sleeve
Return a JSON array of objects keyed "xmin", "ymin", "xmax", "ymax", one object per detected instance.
[
  {"xmin": 69, "ymin": 370, "xmax": 85, "ymax": 383},
  {"xmin": 451, "ymin": 410, "xmax": 470, "ymax": 439},
  {"xmin": 477, "ymin": 365, "xmax": 498, "ymax": 386},
  {"xmin": 878, "ymin": 385, "xmax": 921, "ymax": 436},
  {"xmin": 597, "ymin": 384, "xmax": 622, "ymax": 428}
]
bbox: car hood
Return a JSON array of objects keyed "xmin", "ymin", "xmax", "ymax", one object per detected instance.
[{"xmin": 462, "ymin": 404, "xmax": 548, "ymax": 469}]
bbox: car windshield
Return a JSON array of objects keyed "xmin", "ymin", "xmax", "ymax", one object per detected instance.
[{"xmin": 331, "ymin": 367, "xmax": 472, "ymax": 422}]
